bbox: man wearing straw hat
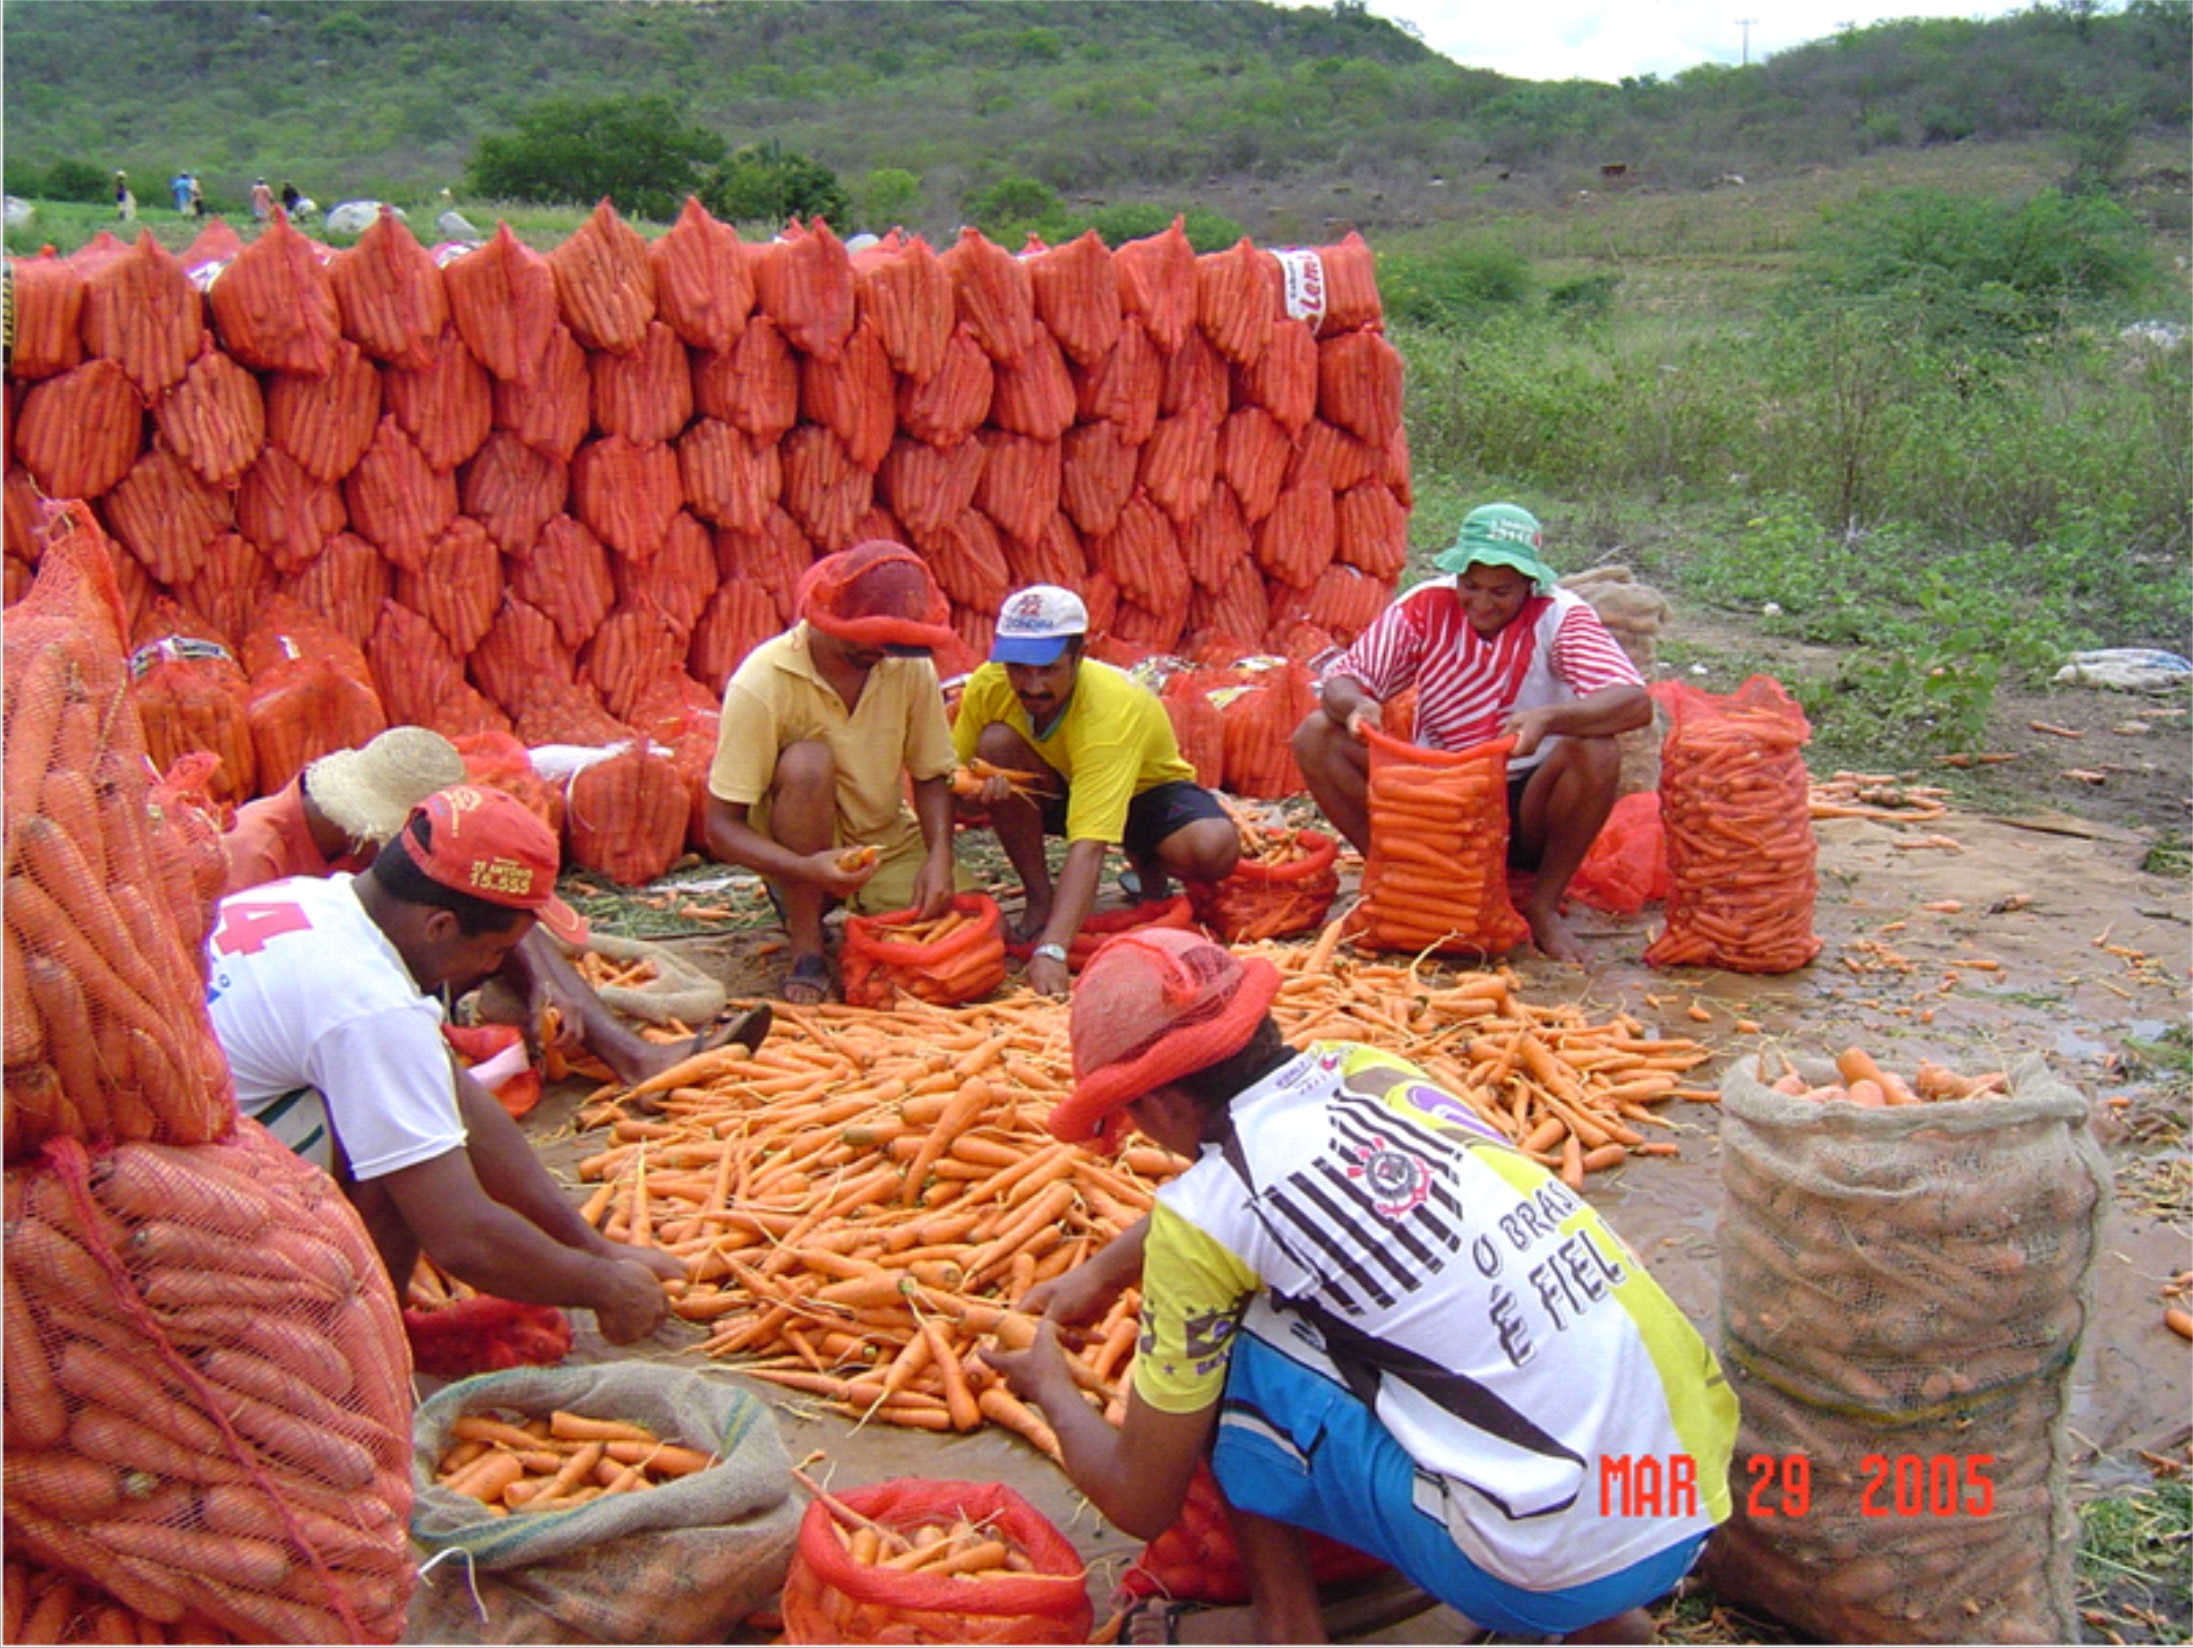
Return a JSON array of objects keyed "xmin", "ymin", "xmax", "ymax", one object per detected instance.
[
  {"xmin": 1293, "ymin": 503, "xmax": 1648, "ymax": 966},
  {"xmin": 983, "ymin": 927, "xmax": 1735, "ymax": 1645}
]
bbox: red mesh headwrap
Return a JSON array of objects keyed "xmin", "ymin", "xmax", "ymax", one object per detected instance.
[
  {"xmin": 797, "ymin": 539, "xmax": 956, "ymax": 653},
  {"xmin": 1050, "ymin": 927, "xmax": 1282, "ymax": 1147}
]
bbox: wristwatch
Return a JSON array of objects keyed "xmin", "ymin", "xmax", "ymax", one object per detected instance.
[{"xmin": 1032, "ymin": 943, "xmax": 1068, "ymax": 965}]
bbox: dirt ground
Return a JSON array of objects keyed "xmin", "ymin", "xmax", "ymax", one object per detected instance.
[{"xmin": 422, "ymin": 669, "xmax": 2191, "ymax": 1646}]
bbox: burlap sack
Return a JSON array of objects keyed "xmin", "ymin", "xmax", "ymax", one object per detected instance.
[
  {"xmin": 409, "ymin": 1362, "xmax": 799, "ymax": 1644},
  {"xmin": 561, "ymin": 931, "xmax": 727, "ymax": 1029},
  {"xmin": 1562, "ymin": 565, "xmax": 1669, "ymax": 793}
]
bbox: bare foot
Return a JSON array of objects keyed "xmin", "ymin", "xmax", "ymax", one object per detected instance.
[
  {"xmin": 1524, "ymin": 902, "xmax": 1589, "ymax": 966},
  {"xmin": 779, "ymin": 952, "xmax": 831, "ymax": 1006},
  {"xmin": 1008, "ymin": 903, "xmax": 1052, "ymax": 947},
  {"xmin": 1563, "ymin": 1605, "xmax": 1656, "ymax": 1643},
  {"xmin": 1125, "ymin": 1599, "xmax": 1271, "ymax": 1645}
]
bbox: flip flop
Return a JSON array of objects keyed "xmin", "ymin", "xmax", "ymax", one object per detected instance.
[
  {"xmin": 1118, "ymin": 1596, "xmax": 1215, "ymax": 1645},
  {"xmin": 778, "ymin": 952, "xmax": 831, "ymax": 1007},
  {"xmin": 692, "ymin": 1002, "xmax": 771, "ymax": 1057}
]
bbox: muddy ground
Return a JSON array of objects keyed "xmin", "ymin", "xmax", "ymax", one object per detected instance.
[{"xmin": 418, "ymin": 671, "xmax": 2190, "ymax": 1646}]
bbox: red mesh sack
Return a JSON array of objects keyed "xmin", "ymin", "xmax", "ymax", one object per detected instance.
[
  {"xmin": 1058, "ymin": 418, "xmax": 1138, "ymax": 539},
  {"xmin": 780, "ymin": 1478, "xmax": 1092, "ymax": 1646},
  {"xmin": 11, "ymin": 358, "xmax": 142, "ymax": 502},
  {"xmin": 492, "ymin": 321, "xmax": 591, "ymax": 461},
  {"xmin": 896, "ymin": 323, "xmax": 995, "ymax": 448},
  {"xmin": 1160, "ymin": 669, "xmax": 1225, "ymax": 789},
  {"xmin": 1386, "ymin": 422, "xmax": 1414, "ymax": 509},
  {"xmin": 714, "ymin": 504, "xmax": 813, "ymax": 622},
  {"xmin": 879, "ymin": 433, "xmax": 983, "ymax": 541},
  {"xmin": 1195, "ymin": 239, "xmax": 1277, "ymax": 368},
  {"xmin": 563, "ymin": 743, "xmax": 689, "ymax": 886},
  {"xmin": 461, "ymin": 429, "xmax": 569, "ymax": 556},
  {"xmin": 677, "ymin": 419, "xmax": 780, "ymax": 536},
  {"xmin": 940, "ymin": 227, "xmax": 1037, "ymax": 368},
  {"xmin": 751, "ymin": 217, "xmax": 855, "ymax": 363},
  {"xmin": 79, "ymin": 232, "xmax": 204, "ymax": 400},
  {"xmin": 3, "ymin": 506, "xmax": 235, "ymax": 1155},
  {"xmin": 987, "ymin": 327, "xmax": 1076, "ymax": 441},
  {"xmin": 571, "ymin": 434, "xmax": 682, "ymax": 562},
  {"xmin": 1266, "ymin": 617, "xmax": 1340, "ymax": 668},
  {"xmin": 973, "ymin": 430, "xmax": 1061, "ymax": 548},
  {"xmin": 799, "ymin": 315, "xmax": 894, "ymax": 471},
  {"xmin": 240, "ymin": 596, "xmax": 390, "ymax": 795},
  {"xmin": 1027, "ymin": 229, "xmax": 1123, "ymax": 369},
  {"xmin": 365, "ymin": 598, "xmax": 512, "ymax": 741},
  {"xmin": 1088, "ymin": 493, "xmax": 1189, "ymax": 627},
  {"xmin": 1567, "ymin": 790, "xmax": 1670, "ymax": 917},
  {"xmin": 1017, "ymin": 512, "xmax": 1090, "ymax": 593},
  {"xmin": 1359, "ymin": 724, "xmax": 1529, "ymax": 957},
  {"xmin": 1180, "ymin": 482, "xmax": 1252, "ymax": 593},
  {"xmin": 173, "ymin": 533, "xmax": 273, "ymax": 651},
  {"xmin": 405, "ymin": 1292, "xmax": 572, "ymax": 1379},
  {"xmin": 548, "ymin": 199, "xmax": 657, "ymax": 356},
  {"xmin": 443, "ymin": 223, "xmax": 560, "ymax": 384},
  {"xmin": 1334, "ymin": 481, "xmax": 1409, "ymax": 580},
  {"xmin": 101, "ymin": 443, "xmax": 234, "ymax": 587},
  {"xmin": 950, "ymin": 602, "xmax": 998, "ymax": 662},
  {"xmin": 582, "ymin": 603, "xmax": 689, "ymax": 722},
  {"xmin": 649, "ymin": 196, "xmax": 751, "ymax": 354},
  {"xmin": 1159, "ymin": 329, "xmax": 1229, "ymax": 423},
  {"xmin": 3, "ymin": 1125, "xmax": 414, "ymax": 1641},
  {"xmin": 151, "ymin": 346, "xmax": 266, "ymax": 489},
  {"xmin": 6, "ymin": 465, "xmax": 47, "ymax": 566},
  {"xmin": 1291, "ymin": 418, "xmax": 1385, "ymax": 493},
  {"xmin": 278, "ymin": 530, "xmax": 387, "ymax": 647},
  {"xmin": 1113, "ymin": 217, "xmax": 1196, "ymax": 355},
  {"xmin": 780, "ymin": 425, "xmax": 875, "ymax": 553},
  {"xmin": 128, "ymin": 600, "xmax": 258, "ymax": 807},
  {"xmin": 393, "ymin": 516, "xmax": 500, "ymax": 654},
  {"xmin": 1136, "ymin": 409, "xmax": 1218, "ymax": 527},
  {"xmin": 1252, "ymin": 475, "xmax": 1335, "ymax": 590},
  {"xmin": 382, "ymin": 325, "xmax": 492, "ymax": 472},
  {"xmin": 1236, "ymin": 317, "xmax": 1318, "ymax": 434},
  {"xmin": 1300, "ymin": 563, "xmax": 1390, "ymax": 645},
  {"xmin": 1188, "ymin": 559, "xmax": 1270, "ymax": 649},
  {"xmin": 1218, "ymin": 407, "xmax": 1290, "ymax": 525},
  {"xmin": 841, "ymin": 894, "xmax": 1008, "ymax": 1009},
  {"xmin": 1118, "ymin": 1462, "xmax": 1384, "ymax": 1609},
  {"xmin": 508, "ymin": 514, "xmax": 615, "ymax": 651},
  {"xmin": 1317, "ymin": 329, "xmax": 1406, "ymax": 446},
  {"xmin": 1186, "ymin": 827, "xmax": 1339, "ymax": 944},
  {"xmin": 328, "ymin": 205, "xmax": 450, "ymax": 370},
  {"xmin": 512, "ymin": 676, "xmax": 632, "ymax": 752},
  {"xmin": 144, "ymin": 749, "xmax": 234, "ymax": 956},
  {"xmin": 1072, "ymin": 317, "xmax": 1160, "ymax": 445},
  {"xmin": 689, "ymin": 577, "xmax": 783, "ymax": 695},
  {"xmin": 436, "ymin": 1022, "xmax": 543, "ymax": 1123},
  {"xmin": 1212, "ymin": 656, "xmax": 1316, "ymax": 799},
  {"xmin": 234, "ymin": 445, "xmax": 347, "ymax": 575},
  {"xmin": 629, "ymin": 673, "xmax": 724, "ymax": 848},
  {"xmin": 5, "ymin": 254, "xmax": 87, "ymax": 380},
  {"xmin": 179, "ymin": 216, "xmax": 246, "ymax": 282},
  {"xmin": 591, "ymin": 318, "xmax": 693, "ymax": 446},
  {"xmin": 455, "ymin": 729, "xmax": 564, "ymax": 832},
  {"xmin": 1012, "ymin": 896, "xmax": 1199, "ymax": 974},
  {"xmin": 917, "ymin": 510, "xmax": 1013, "ymax": 615},
  {"xmin": 1081, "ymin": 569, "xmax": 1121, "ymax": 637},
  {"xmin": 1317, "ymin": 231, "xmax": 1384, "ymax": 333},
  {"xmin": 1644, "ymin": 676, "xmax": 1821, "ymax": 973},
  {"xmin": 342, "ymin": 415, "xmax": 456, "ymax": 573},
  {"xmin": 693, "ymin": 314, "xmax": 800, "ymax": 440},
  {"xmin": 613, "ymin": 508, "xmax": 717, "ymax": 639},
  {"xmin": 853, "ymin": 233, "xmax": 953, "ymax": 384},
  {"xmin": 265, "ymin": 337, "xmax": 382, "ymax": 483},
  {"xmin": 1110, "ymin": 598, "xmax": 1184, "ymax": 657},
  {"xmin": 469, "ymin": 596, "xmax": 577, "ymax": 716},
  {"xmin": 207, "ymin": 209, "xmax": 343, "ymax": 373}
]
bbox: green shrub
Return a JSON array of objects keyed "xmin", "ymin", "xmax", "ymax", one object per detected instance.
[
  {"xmin": 466, "ymin": 96, "xmax": 723, "ymax": 222},
  {"xmin": 1068, "ymin": 202, "xmax": 1246, "ymax": 253},
  {"xmin": 40, "ymin": 159, "xmax": 112, "ymax": 205},
  {"xmin": 701, "ymin": 140, "xmax": 851, "ymax": 231},
  {"xmin": 1379, "ymin": 241, "xmax": 1533, "ymax": 331}
]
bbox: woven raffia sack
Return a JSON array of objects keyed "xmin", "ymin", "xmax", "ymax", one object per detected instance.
[
  {"xmin": 1562, "ymin": 566, "xmax": 1669, "ymax": 793},
  {"xmin": 1704, "ymin": 1054, "xmax": 2106, "ymax": 1645},
  {"xmin": 409, "ymin": 1363, "xmax": 799, "ymax": 1645}
]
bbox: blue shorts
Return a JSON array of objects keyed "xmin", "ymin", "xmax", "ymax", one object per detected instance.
[{"xmin": 1210, "ymin": 1327, "xmax": 1708, "ymax": 1637}]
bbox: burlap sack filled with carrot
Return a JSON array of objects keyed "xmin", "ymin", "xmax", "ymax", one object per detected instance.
[
  {"xmin": 1704, "ymin": 1052, "xmax": 2107, "ymax": 1645},
  {"xmin": 1644, "ymin": 676, "xmax": 1820, "ymax": 972},
  {"xmin": 1357, "ymin": 723, "xmax": 1529, "ymax": 956},
  {"xmin": 841, "ymin": 892, "xmax": 1008, "ymax": 1008}
]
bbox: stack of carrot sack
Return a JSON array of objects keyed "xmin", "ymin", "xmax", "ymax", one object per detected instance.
[
  {"xmin": 5, "ymin": 201, "xmax": 1409, "ymax": 872},
  {"xmin": 2, "ymin": 502, "xmax": 416, "ymax": 1645}
]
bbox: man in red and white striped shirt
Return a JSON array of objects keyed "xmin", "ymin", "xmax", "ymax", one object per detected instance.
[{"xmin": 1294, "ymin": 504, "xmax": 1648, "ymax": 964}]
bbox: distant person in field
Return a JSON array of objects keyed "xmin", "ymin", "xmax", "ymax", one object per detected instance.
[
  {"xmin": 951, "ymin": 584, "xmax": 1239, "ymax": 999},
  {"xmin": 206, "ymin": 785, "xmax": 682, "ymax": 1344},
  {"xmin": 186, "ymin": 175, "xmax": 204, "ymax": 221},
  {"xmin": 1292, "ymin": 504, "xmax": 1648, "ymax": 967},
  {"xmin": 280, "ymin": 180, "xmax": 301, "ymax": 214},
  {"xmin": 703, "ymin": 540, "xmax": 962, "ymax": 1006},
  {"xmin": 249, "ymin": 176, "xmax": 274, "ymax": 223},
  {"xmin": 113, "ymin": 172, "xmax": 135, "ymax": 222},
  {"xmin": 169, "ymin": 172, "xmax": 192, "ymax": 213},
  {"xmin": 222, "ymin": 726, "xmax": 765, "ymax": 1082}
]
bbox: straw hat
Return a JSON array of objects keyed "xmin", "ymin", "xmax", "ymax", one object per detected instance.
[{"xmin": 305, "ymin": 728, "xmax": 465, "ymax": 846}]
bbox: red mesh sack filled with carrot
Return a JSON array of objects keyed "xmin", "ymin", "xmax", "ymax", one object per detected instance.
[
  {"xmin": 614, "ymin": 508, "xmax": 717, "ymax": 640},
  {"xmin": 940, "ymin": 227, "xmax": 1037, "ymax": 369},
  {"xmin": 4, "ymin": 504, "xmax": 236, "ymax": 1160},
  {"xmin": 507, "ymin": 513, "xmax": 615, "ymax": 651},
  {"xmin": 3, "ymin": 1124, "xmax": 415, "ymax": 1642},
  {"xmin": 1117, "ymin": 1461, "xmax": 1386, "ymax": 1610},
  {"xmin": 1238, "ymin": 317, "xmax": 1319, "ymax": 433},
  {"xmin": 240, "ymin": 596, "xmax": 390, "ymax": 795},
  {"xmin": 1160, "ymin": 669, "xmax": 1226, "ymax": 789},
  {"xmin": 383, "ymin": 325, "xmax": 493, "ymax": 471},
  {"xmin": 79, "ymin": 232, "xmax": 204, "ymax": 400},
  {"xmin": 782, "ymin": 1478, "xmax": 1092, "ymax": 1646},
  {"xmin": 841, "ymin": 894, "xmax": 1008, "ymax": 1009},
  {"xmin": 694, "ymin": 313, "xmax": 801, "ymax": 441},
  {"xmin": 1184, "ymin": 821, "xmax": 1340, "ymax": 945},
  {"xmin": 443, "ymin": 224, "xmax": 560, "ymax": 385},
  {"xmin": 342, "ymin": 415, "xmax": 456, "ymax": 573},
  {"xmin": 100, "ymin": 443, "xmax": 236, "ymax": 588},
  {"xmin": 461, "ymin": 428, "xmax": 570, "ymax": 556},
  {"xmin": 265, "ymin": 337, "xmax": 383, "ymax": 483},
  {"xmin": 329, "ymin": 204, "xmax": 450, "ymax": 370},
  {"xmin": 467, "ymin": 596, "xmax": 578, "ymax": 719},
  {"xmin": 650, "ymin": 196, "xmax": 752, "ymax": 354},
  {"xmin": 630, "ymin": 673, "xmax": 724, "ymax": 850},
  {"xmin": 1194, "ymin": 238, "xmax": 1277, "ymax": 368},
  {"xmin": 879, "ymin": 434, "xmax": 983, "ymax": 541},
  {"xmin": 1113, "ymin": 217, "xmax": 1197, "ymax": 355},
  {"xmin": 1567, "ymin": 790, "xmax": 1670, "ymax": 917},
  {"xmin": 127, "ymin": 599, "xmax": 258, "ymax": 807},
  {"xmin": 393, "ymin": 514, "xmax": 501, "ymax": 655},
  {"xmin": 492, "ymin": 321, "xmax": 591, "ymax": 462},
  {"xmin": 279, "ymin": 529, "xmax": 388, "ymax": 647},
  {"xmin": 206, "ymin": 210, "xmax": 341, "ymax": 376},
  {"xmin": 799, "ymin": 316, "xmax": 894, "ymax": 470},
  {"xmin": 145, "ymin": 750, "xmax": 233, "ymax": 956},
  {"xmin": 853, "ymin": 232, "xmax": 953, "ymax": 383},
  {"xmin": 593, "ymin": 319, "xmax": 694, "ymax": 447},
  {"xmin": 572, "ymin": 433, "xmax": 684, "ymax": 563},
  {"xmin": 1358, "ymin": 724, "xmax": 1529, "ymax": 958},
  {"xmin": 364, "ymin": 599, "xmax": 512, "ymax": 742},
  {"xmin": 1644, "ymin": 676, "xmax": 1821, "ymax": 974},
  {"xmin": 1027, "ymin": 229, "xmax": 1123, "ymax": 370},
  {"xmin": 6, "ymin": 253, "xmax": 87, "ymax": 380},
  {"xmin": 897, "ymin": 323, "xmax": 996, "ymax": 448},
  {"xmin": 781, "ymin": 425, "xmax": 876, "ymax": 553},
  {"xmin": 752, "ymin": 216, "xmax": 855, "ymax": 363},
  {"xmin": 1211, "ymin": 656, "xmax": 1316, "ymax": 800},
  {"xmin": 547, "ymin": 199, "xmax": 657, "ymax": 357},
  {"xmin": 563, "ymin": 743, "xmax": 690, "ymax": 887},
  {"xmin": 987, "ymin": 327, "xmax": 1077, "ymax": 441},
  {"xmin": 403, "ymin": 1256, "xmax": 572, "ymax": 1376},
  {"xmin": 152, "ymin": 345, "xmax": 266, "ymax": 491},
  {"xmin": 454, "ymin": 729, "xmax": 564, "ymax": 833}
]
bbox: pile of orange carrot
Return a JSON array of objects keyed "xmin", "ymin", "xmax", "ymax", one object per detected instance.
[
  {"xmin": 1807, "ymin": 771, "xmax": 1952, "ymax": 823},
  {"xmin": 4, "ymin": 1560, "xmax": 242, "ymax": 1646},
  {"xmin": 571, "ymin": 924, "xmax": 1714, "ymax": 1447},
  {"xmin": 429, "ymin": 1410, "xmax": 717, "ymax": 1516},
  {"xmin": 1762, "ymin": 1046, "xmax": 2008, "ymax": 1107},
  {"xmin": 572, "ymin": 951, "xmax": 663, "ymax": 992}
]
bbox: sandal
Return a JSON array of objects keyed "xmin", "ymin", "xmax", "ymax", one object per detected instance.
[
  {"xmin": 778, "ymin": 952, "xmax": 832, "ymax": 1007},
  {"xmin": 692, "ymin": 1002, "xmax": 772, "ymax": 1056},
  {"xmin": 1118, "ymin": 1596, "xmax": 1216, "ymax": 1645}
]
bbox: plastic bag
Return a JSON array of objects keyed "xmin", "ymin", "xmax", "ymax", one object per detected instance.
[
  {"xmin": 2052, "ymin": 646, "xmax": 2193, "ymax": 692},
  {"xmin": 780, "ymin": 1478, "xmax": 1092, "ymax": 1645},
  {"xmin": 1565, "ymin": 790, "xmax": 1670, "ymax": 916},
  {"xmin": 842, "ymin": 893, "xmax": 1008, "ymax": 1008},
  {"xmin": 1357, "ymin": 725, "xmax": 1528, "ymax": 957},
  {"xmin": 1644, "ymin": 677, "xmax": 1819, "ymax": 973},
  {"xmin": 1185, "ymin": 829, "xmax": 1339, "ymax": 943}
]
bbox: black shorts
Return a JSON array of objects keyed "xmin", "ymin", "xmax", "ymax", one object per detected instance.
[
  {"xmin": 1041, "ymin": 779, "xmax": 1229, "ymax": 862},
  {"xmin": 1506, "ymin": 767, "xmax": 1534, "ymax": 867}
]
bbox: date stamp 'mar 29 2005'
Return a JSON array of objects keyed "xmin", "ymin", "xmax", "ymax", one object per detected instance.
[{"xmin": 1600, "ymin": 1454, "xmax": 1999, "ymax": 1519}]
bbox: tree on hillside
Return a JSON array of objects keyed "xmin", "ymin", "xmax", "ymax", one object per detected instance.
[
  {"xmin": 467, "ymin": 96, "xmax": 724, "ymax": 221},
  {"xmin": 701, "ymin": 141, "xmax": 850, "ymax": 229}
]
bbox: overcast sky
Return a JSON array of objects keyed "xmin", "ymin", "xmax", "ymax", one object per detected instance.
[{"xmin": 1311, "ymin": 0, "xmax": 2034, "ymax": 83}]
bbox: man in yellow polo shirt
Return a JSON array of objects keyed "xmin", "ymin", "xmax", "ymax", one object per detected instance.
[
  {"xmin": 955, "ymin": 585, "xmax": 1240, "ymax": 998},
  {"xmin": 705, "ymin": 542, "xmax": 961, "ymax": 1005}
]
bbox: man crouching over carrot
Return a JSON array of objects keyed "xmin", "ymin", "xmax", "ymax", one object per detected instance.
[
  {"xmin": 206, "ymin": 785, "xmax": 680, "ymax": 1344},
  {"xmin": 981, "ymin": 929, "xmax": 1736, "ymax": 1645}
]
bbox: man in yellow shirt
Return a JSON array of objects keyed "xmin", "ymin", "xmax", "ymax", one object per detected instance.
[
  {"xmin": 705, "ymin": 542, "xmax": 960, "ymax": 1004},
  {"xmin": 954, "ymin": 586, "xmax": 1239, "ymax": 997}
]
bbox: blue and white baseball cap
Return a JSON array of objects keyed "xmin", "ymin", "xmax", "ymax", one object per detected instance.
[{"xmin": 991, "ymin": 585, "xmax": 1089, "ymax": 665}]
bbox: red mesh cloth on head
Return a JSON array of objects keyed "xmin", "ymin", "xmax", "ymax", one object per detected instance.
[
  {"xmin": 796, "ymin": 538, "xmax": 954, "ymax": 653},
  {"xmin": 1052, "ymin": 927, "xmax": 1280, "ymax": 1146}
]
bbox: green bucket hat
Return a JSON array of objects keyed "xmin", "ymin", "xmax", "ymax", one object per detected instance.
[{"xmin": 1433, "ymin": 503, "xmax": 1556, "ymax": 591}]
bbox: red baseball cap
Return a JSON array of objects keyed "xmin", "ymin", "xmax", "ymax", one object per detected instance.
[{"xmin": 397, "ymin": 786, "xmax": 587, "ymax": 944}]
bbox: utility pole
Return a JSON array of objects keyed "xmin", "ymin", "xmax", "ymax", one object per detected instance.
[{"xmin": 1737, "ymin": 17, "xmax": 1757, "ymax": 63}]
